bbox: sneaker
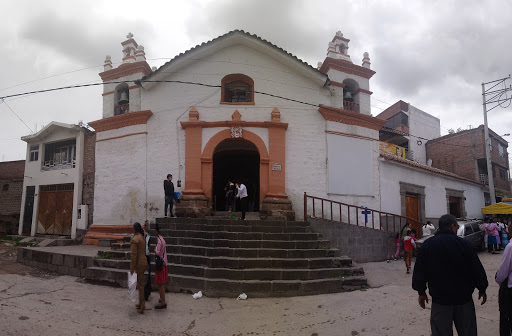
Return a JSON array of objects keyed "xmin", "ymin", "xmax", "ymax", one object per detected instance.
[
  {"xmin": 155, "ymin": 303, "xmax": 167, "ymax": 309},
  {"xmin": 406, "ymin": 270, "xmax": 410, "ymax": 274}
]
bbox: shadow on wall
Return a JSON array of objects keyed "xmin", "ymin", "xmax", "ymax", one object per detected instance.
[{"xmin": 309, "ymin": 218, "xmax": 396, "ymax": 263}]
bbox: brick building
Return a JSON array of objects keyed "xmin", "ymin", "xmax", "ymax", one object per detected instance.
[
  {"xmin": 0, "ymin": 160, "xmax": 25, "ymax": 235},
  {"xmin": 426, "ymin": 125, "xmax": 510, "ymax": 205}
]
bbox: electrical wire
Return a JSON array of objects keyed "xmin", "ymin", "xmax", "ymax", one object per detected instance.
[{"xmin": 0, "ymin": 99, "xmax": 33, "ymax": 133}]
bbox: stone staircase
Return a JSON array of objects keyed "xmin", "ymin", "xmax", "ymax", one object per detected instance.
[{"xmin": 84, "ymin": 217, "xmax": 367, "ymax": 297}]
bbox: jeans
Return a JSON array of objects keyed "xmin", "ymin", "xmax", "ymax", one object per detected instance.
[
  {"xmin": 165, "ymin": 195, "xmax": 174, "ymax": 216},
  {"xmin": 431, "ymin": 300, "xmax": 477, "ymax": 336},
  {"xmin": 240, "ymin": 197, "xmax": 248, "ymax": 220}
]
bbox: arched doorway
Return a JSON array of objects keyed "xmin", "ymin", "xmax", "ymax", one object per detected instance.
[{"xmin": 212, "ymin": 139, "xmax": 260, "ymax": 211}]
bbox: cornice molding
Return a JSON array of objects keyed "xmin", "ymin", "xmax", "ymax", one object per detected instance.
[
  {"xmin": 180, "ymin": 119, "xmax": 288, "ymax": 130},
  {"xmin": 320, "ymin": 57, "xmax": 376, "ymax": 79},
  {"xmin": 318, "ymin": 104, "xmax": 386, "ymax": 131},
  {"xmin": 99, "ymin": 61, "xmax": 152, "ymax": 82},
  {"xmin": 89, "ymin": 110, "xmax": 153, "ymax": 132}
]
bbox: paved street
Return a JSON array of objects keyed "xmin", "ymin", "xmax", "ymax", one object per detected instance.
[{"xmin": 0, "ymin": 245, "xmax": 504, "ymax": 336}]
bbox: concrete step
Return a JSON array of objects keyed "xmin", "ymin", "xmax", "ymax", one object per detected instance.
[
  {"xmin": 167, "ymin": 254, "xmax": 352, "ymax": 269},
  {"xmin": 166, "ymin": 245, "xmax": 340, "ymax": 259},
  {"xmin": 153, "ymin": 230, "xmax": 321, "ymax": 241},
  {"xmin": 111, "ymin": 243, "xmax": 130, "ymax": 250},
  {"xmin": 160, "ymin": 237, "xmax": 332, "ymax": 249},
  {"xmin": 83, "ymin": 267, "xmax": 368, "ymax": 297},
  {"xmin": 151, "ymin": 223, "xmax": 312, "ymax": 233},
  {"xmin": 167, "ymin": 264, "xmax": 364, "ymax": 280},
  {"xmin": 155, "ymin": 218, "xmax": 310, "ymax": 227}
]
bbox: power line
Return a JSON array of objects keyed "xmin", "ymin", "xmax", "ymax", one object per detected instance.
[{"xmin": 0, "ymin": 99, "xmax": 33, "ymax": 133}]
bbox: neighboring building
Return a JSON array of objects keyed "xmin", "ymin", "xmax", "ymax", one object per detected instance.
[
  {"xmin": 17, "ymin": 122, "xmax": 95, "ymax": 239},
  {"xmin": 0, "ymin": 160, "xmax": 25, "ymax": 235},
  {"xmin": 377, "ymin": 100, "xmax": 441, "ymax": 164},
  {"xmin": 426, "ymin": 125, "xmax": 510, "ymax": 205}
]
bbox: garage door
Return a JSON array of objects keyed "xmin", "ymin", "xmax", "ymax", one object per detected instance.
[{"xmin": 37, "ymin": 184, "xmax": 74, "ymax": 235}]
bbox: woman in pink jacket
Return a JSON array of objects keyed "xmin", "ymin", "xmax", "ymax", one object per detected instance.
[{"xmin": 154, "ymin": 224, "xmax": 168, "ymax": 309}]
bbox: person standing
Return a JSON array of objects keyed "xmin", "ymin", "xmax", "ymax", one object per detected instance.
[
  {"xmin": 496, "ymin": 242, "xmax": 512, "ymax": 335},
  {"xmin": 500, "ymin": 219, "xmax": 509, "ymax": 249},
  {"xmin": 130, "ymin": 222, "xmax": 148, "ymax": 314},
  {"xmin": 422, "ymin": 221, "xmax": 435, "ymax": 237},
  {"xmin": 224, "ymin": 179, "xmax": 235, "ymax": 212},
  {"xmin": 412, "ymin": 214, "xmax": 488, "ymax": 336},
  {"xmin": 143, "ymin": 220, "xmax": 151, "ymax": 301},
  {"xmin": 164, "ymin": 174, "xmax": 178, "ymax": 217},
  {"xmin": 486, "ymin": 219, "xmax": 500, "ymax": 254},
  {"xmin": 236, "ymin": 180, "xmax": 248, "ymax": 220},
  {"xmin": 403, "ymin": 229, "xmax": 416, "ymax": 274},
  {"xmin": 154, "ymin": 224, "xmax": 168, "ymax": 309}
]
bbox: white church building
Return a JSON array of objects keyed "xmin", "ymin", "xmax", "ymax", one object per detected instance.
[{"xmin": 78, "ymin": 30, "xmax": 485, "ymax": 239}]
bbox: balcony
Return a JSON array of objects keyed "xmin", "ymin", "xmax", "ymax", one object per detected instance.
[
  {"xmin": 42, "ymin": 158, "xmax": 76, "ymax": 171},
  {"xmin": 343, "ymin": 100, "xmax": 359, "ymax": 113},
  {"xmin": 480, "ymin": 174, "xmax": 497, "ymax": 186},
  {"xmin": 42, "ymin": 140, "xmax": 76, "ymax": 171},
  {"xmin": 114, "ymin": 103, "xmax": 129, "ymax": 116}
]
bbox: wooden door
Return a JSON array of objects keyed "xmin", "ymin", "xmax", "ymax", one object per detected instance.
[
  {"xmin": 405, "ymin": 194, "xmax": 420, "ymax": 237},
  {"xmin": 37, "ymin": 184, "xmax": 74, "ymax": 235}
]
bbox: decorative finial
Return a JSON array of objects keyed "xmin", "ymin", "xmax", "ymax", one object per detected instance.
[
  {"xmin": 105, "ymin": 55, "xmax": 111, "ymax": 60},
  {"xmin": 126, "ymin": 32, "xmax": 133, "ymax": 39},
  {"xmin": 336, "ymin": 31, "xmax": 343, "ymax": 37},
  {"xmin": 363, "ymin": 52, "xmax": 369, "ymax": 57}
]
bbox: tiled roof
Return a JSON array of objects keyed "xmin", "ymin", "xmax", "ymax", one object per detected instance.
[
  {"xmin": 380, "ymin": 152, "xmax": 481, "ymax": 185},
  {"xmin": 143, "ymin": 30, "xmax": 327, "ymax": 81}
]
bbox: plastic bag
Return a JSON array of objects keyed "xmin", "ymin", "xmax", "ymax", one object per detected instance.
[
  {"xmin": 192, "ymin": 291, "xmax": 203, "ymax": 299},
  {"xmin": 236, "ymin": 293, "xmax": 247, "ymax": 300},
  {"xmin": 128, "ymin": 271, "xmax": 137, "ymax": 302}
]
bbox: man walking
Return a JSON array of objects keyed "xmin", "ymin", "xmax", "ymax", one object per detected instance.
[
  {"xmin": 235, "ymin": 180, "xmax": 248, "ymax": 220},
  {"xmin": 412, "ymin": 214, "xmax": 488, "ymax": 336},
  {"xmin": 163, "ymin": 174, "xmax": 177, "ymax": 217},
  {"xmin": 143, "ymin": 220, "xmax": 151, "ymax": 301},
  {"xmin": 496, "ymin": 240, "xmax": 512, "ymax": 335}
]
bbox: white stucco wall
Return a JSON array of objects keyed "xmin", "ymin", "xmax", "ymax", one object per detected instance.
[
  {"xmin": 407, "ymin": 105, "xmax": 441, "ymax": 164},
  {"xmin": 380, "ymin": 159, "xmax": 485, "ymax": 220}
]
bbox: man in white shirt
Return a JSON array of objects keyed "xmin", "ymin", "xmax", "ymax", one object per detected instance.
[
  {"xmin": 236, "ymin": 181, "xmax": 248, "ymax": 220},
  {"xmin": 422, "ymin": 221, "xmax": 435, "ymax": 237}
]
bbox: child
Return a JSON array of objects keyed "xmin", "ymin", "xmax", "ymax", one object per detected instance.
[
  {"xmin": 403, "ymin": 229, "xmax": 416, "ymax": 274},
  {"xmin": 393, "ymin": 233, "xmax": 402, "ymax": 260}
]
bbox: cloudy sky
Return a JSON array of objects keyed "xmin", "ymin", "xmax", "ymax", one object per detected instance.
[{"xmin": 1, "ymin": 0, "xmax": 512, "ymax": 162}]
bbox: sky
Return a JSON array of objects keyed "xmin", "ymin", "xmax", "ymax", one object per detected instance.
[{"xmin": 1, "ymin": 0, "xmax": 512, "ymax": 162}]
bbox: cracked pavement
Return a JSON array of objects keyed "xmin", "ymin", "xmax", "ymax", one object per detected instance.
[{"xmin": 0, "ymin": 244, "xmax": 504, "ymax": 336}]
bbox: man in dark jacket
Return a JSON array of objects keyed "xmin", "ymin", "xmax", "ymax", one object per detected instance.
[
  {"xmin": 412, "ymin": 214, "xmax": 488, "ymax": 336},
  {"xmin": 163, "ymin": 174, "xmax": 178, "ymax": 217}
]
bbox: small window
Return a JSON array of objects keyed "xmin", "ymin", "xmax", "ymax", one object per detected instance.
[
  {"xmin": 2, "ymin": 184, "xmax": 8, "ymax": 191},
  {"xmin": 221, "ymin": 74, "xmax": 254, "ymax": 104},
  {"xmin": 30, "ymin": 145, "xmax": 39, "ymax": 162},
  {"xmin": 499, "ymin": 168, "xmax": 507, "ymax": 180},
  {"xmin": 499, "ymin": 143, "xmax": 505, "ymax": 157}
]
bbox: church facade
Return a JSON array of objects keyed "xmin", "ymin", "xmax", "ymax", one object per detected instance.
[{"xmin": 88, "ymin": 30, "xmax": 485, "ymax": 229}]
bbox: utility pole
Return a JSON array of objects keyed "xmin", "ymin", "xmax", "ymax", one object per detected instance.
[{"xmin": 482, "ymin": 75, "xmax": 512, "ymax": 204}]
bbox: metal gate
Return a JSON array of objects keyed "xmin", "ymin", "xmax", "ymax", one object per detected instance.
[{"xmin": 37, "ymin": 184, "xmax": 74, "ymax": 235}]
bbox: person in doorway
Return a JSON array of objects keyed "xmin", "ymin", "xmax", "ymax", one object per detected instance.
[
  {"xmin": 496, "ymin": 241, "xmax": 512, "ymax": 335},
  {"xmin": 236, "ymin": 180, "xmax": 248, "ymax": 220},
  {"xmin": 224, "ymin": 179, "xmax": 235, "ymax": 212},
  {"xmin": 143, "ymin": 220, "xmax": 151, "ymax": 301},
  {"xmin": 164, "ymin": 174, "xmax": 179, "ymax": 217},
  {"xmin": 154, "ymin": 224, "xmax": 167, "ymax": 309},
  {"xmin": 403, "ymin": 229, "xmax": 416, "ymax": 274},
  {"xmin": 412, "ymin": 214, "xmax": 488, "ymax": 336},
  {"xmin": 422, "ymin": 221, "xmax": 435, "ymax": 237},
  {"xmin": 130, "ymin": 222, "xmax": 148, "ymax": 314}
]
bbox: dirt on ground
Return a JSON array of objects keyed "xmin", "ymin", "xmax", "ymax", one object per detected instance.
[{"xmin": 0, "ymin": 240, "xmax": 59, "ymax": 279}]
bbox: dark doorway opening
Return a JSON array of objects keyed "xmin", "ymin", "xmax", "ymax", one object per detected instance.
[
  {"xmin": 213, "ymin": 139, "xmax": 260, "ymax": 212},
  {"xmin": 449, "ymin": 196, "xmax": 462, "ymax": 218},
  {"xmin": 23, "ymin": 186, "xmax": 35, "ymax": 235}
]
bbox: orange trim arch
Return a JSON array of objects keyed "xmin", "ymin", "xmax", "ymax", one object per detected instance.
[{"xmin": 200, "ymin": 129, "xmax": 270, "ymax": 205}]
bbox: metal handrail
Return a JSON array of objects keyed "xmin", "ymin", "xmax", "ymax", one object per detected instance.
[{"xmin": 304, "ymin": 192, "xmax": 424, "ymax": 234}]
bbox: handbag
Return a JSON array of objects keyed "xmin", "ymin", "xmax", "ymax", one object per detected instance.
[{"xmin": 155, "ymin": 236, "xmax": 164, "ymax": 271}]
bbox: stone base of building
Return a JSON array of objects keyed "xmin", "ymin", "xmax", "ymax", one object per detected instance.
[
  {"xmin": 175, "ymin": 195, "xmax": 212, "ymax": 218},
  {"xmin": 260, "ymin": 198, "xmax": 295, "ymax": 221},
  {"xmin": 83, "ymin": 224, "xmax": 133, "ymax": 245}
]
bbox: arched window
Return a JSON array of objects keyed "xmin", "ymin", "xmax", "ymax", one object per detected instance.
[
  {"xmin": 114, "ymin": 83, "xmax": 129, "ymax": 115},
  {"xmin": 342, "ymin": 78, "xmax": 360, "ymax": 113},
  {"xmin": 221, "ymin": 74, "xmax": 254, "ymax": 104}
]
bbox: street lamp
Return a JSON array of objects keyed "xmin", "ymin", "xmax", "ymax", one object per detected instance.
[{"xmin": 482, "ymin": 75, "xmax": 512, "ymax": 204}]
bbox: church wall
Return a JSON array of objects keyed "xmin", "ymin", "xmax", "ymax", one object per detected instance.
[{"xmin": 380, "ymin": 160, "xmax": 484, "ymax": 220}]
